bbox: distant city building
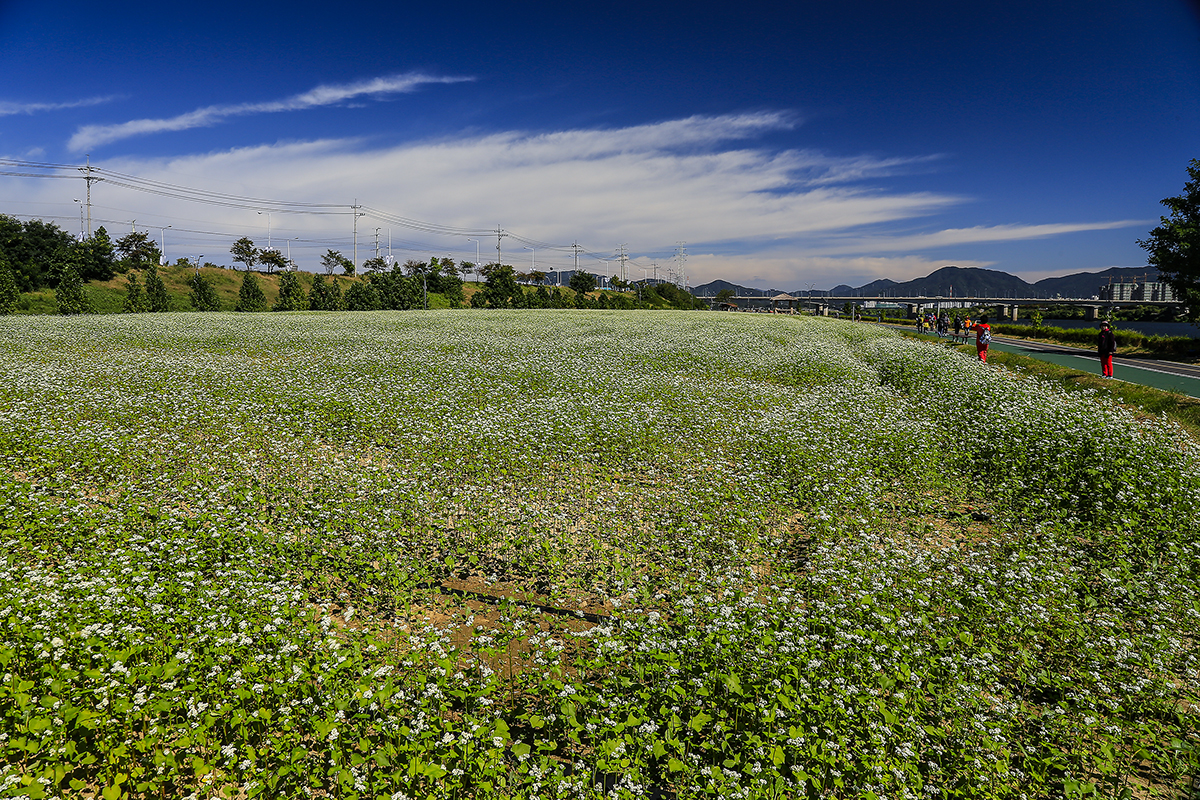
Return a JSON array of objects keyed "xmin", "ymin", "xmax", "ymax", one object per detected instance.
[{"xmin": 1100, "ymin": 279, "xmax": 1174, "ymax": 303}]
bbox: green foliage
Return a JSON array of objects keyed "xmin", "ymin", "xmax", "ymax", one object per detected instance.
[
  {"xmin": 230, "ymin": 237, "xmax": 259, "ymax": 271},
  {"xmin": 1, "ymin": 314, "xmax": 1196, "ymax": 799},
  {"xmin": 143, "ymin": 264, "xmax": 171, "ymax": 312},
  {"xmin": 272, "ymin": 270, "xmax": 308, "ymax": 311},
  {"xmin": 363, "ymin": 256, "xmax": 388, "ymax": 274},
  {"xmin": 0, "ymin": 257, "xmax": 17, "ymax": 314},
  {"xmin": 114, "ymin": 230, "xmax": 161, "ymax": 271},
  {"xmin": 320, "ymin": 249, "xmax": 352, "ymax": 276},
  {"xmin": 992, "ymin": 322, "xmax": 1198, "ymax": 356},
  {"xmin": 259, "ymin": 249, "xmax": 289, "ymax": 274},
  {"xmin": 78, "ymin": 227, "xmax": 117, "ymax": 281},
  {"xmin": 122, "ymin": 272, "xmax": 148, "ymax": 313},
  {"xmin": 479, "ymin": 264, "xmax": 521, "ymax": 308},
  {"xmin": 54, "ymin": 262, "xmax": 94, "ymax": 314},
  {"xmin": 307, "ymin": 273, "xmax": 334, "ymax": 310},
  {"xmin": 234, "ymin": 271, "xmax": 267, "ymax": 312},
  {"xmin": 568, "ymin": 270, "xmax": 596, "ymax": 299},
  {"xmin": 365, "ymin": 272, "xmax": 417, "ymax": 310},
  {"xmin": 1139, "ymin": 157, "xmax": 1200, "ymax": 321},
  {"xmin": 187, "ymin": 272, "xmax": 221, "ymax": 311},
  {"xmin": 344, "ymin": 280, "xmax": 381, "ymax": 310},
  {"xmin": 0, "ymin": 214, "xmax": 77, "ymax": 291}
]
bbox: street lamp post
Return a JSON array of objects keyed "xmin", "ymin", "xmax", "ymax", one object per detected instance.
[
  {"xmin": 286, "ymin": 237, "xmax": 299, "ymax": 268},
  {"xmin": 258, "ymin": 211, "xmax": 272, "ymax": 251},
  {"xmin": 159, "ymin": 225, "xmax": 171, "ymax": 265},
  {"xmin": 467, "ymin": 238, "xmax": 480, "ymax": 280},
  {"xmin": 524, "ymin": 246, "xmax": 535, "ymax": 281}
]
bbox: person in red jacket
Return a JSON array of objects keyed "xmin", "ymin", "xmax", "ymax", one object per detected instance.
[
  {"xmin": 973, "ymin": 315, "xmax": 992, "ymax": 362},
  {"xmin": 1098, "ymin": 321, "xmax": 1116, "ymax": 378}
]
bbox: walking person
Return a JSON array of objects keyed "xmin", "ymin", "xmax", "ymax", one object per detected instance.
[
  {"xmin": 973, "ymin": 315, "xmax": 992, "ymax": 362},
  {"xmin": 1098, "ymin": 320, "xmax": 1116, "ymax": 378}
]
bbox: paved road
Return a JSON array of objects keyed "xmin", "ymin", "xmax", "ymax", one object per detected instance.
[
  {"xmin": 878, "ymin": 323, "xmax": 1200, "ymax": 398},
  {"xmin": 986, "ymin": 335, "xmax": 1200, "ymax": 398}
]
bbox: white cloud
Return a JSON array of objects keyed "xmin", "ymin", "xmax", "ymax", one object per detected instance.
[
  {"xmin": 809, "ymin": 220, "xmax": 1148, "ymax": 255},
  {"xmin": 67, "ymin": 73, "xmax": 473, "ymax": 151},
  {"xmin": 2, "ymin": 113, "xmax": 1139, "ymax": 286},
  {"xmin": 0, "ymin": 95, "xmax": 118, "ymax": 116}
]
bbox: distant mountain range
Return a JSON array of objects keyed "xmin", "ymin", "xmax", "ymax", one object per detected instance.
[{"xmin": 691, "ymin": 266, "xmax": 1160, "ymax": 301}]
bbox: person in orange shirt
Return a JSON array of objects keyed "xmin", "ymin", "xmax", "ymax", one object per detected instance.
[{"xmin": 973, "ymin": 315, "xmax": 992, "ymax": 362}]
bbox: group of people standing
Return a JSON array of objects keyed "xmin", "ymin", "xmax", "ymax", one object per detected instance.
[
  {"xmin": 918, "ymin": 312, "xmax": 993, "ymax": 361},
  {"xmin": 914, "ymin": 311, "xmax": 1117, "ymax": 375}
]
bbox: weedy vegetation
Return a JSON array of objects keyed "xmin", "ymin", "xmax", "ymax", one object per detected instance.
[{"xmin": 0, "ymin": 311, "xmax": 1197, "ymax": 799}]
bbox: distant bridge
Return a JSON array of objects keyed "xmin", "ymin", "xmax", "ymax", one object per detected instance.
[{"xmin": 718, "ymin": 294, "xmax": 1184, "ymax": 320}]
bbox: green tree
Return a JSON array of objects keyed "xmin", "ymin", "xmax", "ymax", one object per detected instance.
[
  {"xmin": 327, "ymin": 277, "xmax": 344, "ymax": 310},
  {"xmin": 115, "ymin": 230, "xmax": 161, "ymax": 271},
  {"xmin": 235, "ymin": 271, "xmax": 267, "ymax": 312},
  {"xmin": 715, "ymin": 288, "xmax": 736, "ymax": 304},
  {"xmin": 482, "ymin": 264, "xmax": 520, "ymax": 308},
  {"xmin": 443, "ymin": 276, "xmax": 464, "ymax": 308},
  {"xmin": 144, "ymin": 264, "xmax": 171, "ymax": 312},
  {"xmin": 321, "ymin": 249, "xmax": 352, "ymax": 276},
  {"xmin": 569, "ymin": 270, "xmax": 596, "ymax": 307},
  {"xmin": 230, "ymin": 237, "xmax": 259, "ymax": 272},
  {"xmin": 344, "ymin": 280, "xmax": 381, "ymax": 311},
  {"xmin": 259, "ymin": 249, "xmax": 288, "ymax": 275},
  {"xmin": 273, "ymin": 270, "xmax": 308, "ymax": 311},
  {"xmin": 363, "ymin": 256, "xmax": 389, "ymax": 274},
  {"xmin": 79, "ymin": 227, "xmax": 117, "ymax": 281},
  {"xmin": 0, "ymin": 257, "xmax": 18, "ymax": 314},
  {"xmin": 1138, "ymin": 158, "xmax": 1200, "ymax": 321},
  {"xmin": 188, "ymin": 273, "xmax": 221, "ymax": 311},
  {"xmin": 308, "ymin": 273, "xmax": 332, "ymax": 310},
  {"xmin": 55, "ymin": 262, "xmax": 94, "ymax": 314},
  {"xmin": 122, "ymin": 272, "xmax": 148, "ymax": 313},
  {"xmin": 0, "ymin": 216, "xmax": 76, "ymax": 291}
]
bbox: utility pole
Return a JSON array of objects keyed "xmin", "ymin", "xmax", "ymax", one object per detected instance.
[
  {"xmin": 374, "ymin": 228, "xmax": 381, "ymax": 260},
  {"xmin": 571, "ymin": 241, "xmax": 582, "ymax": 277},
  {"xmin": 77, "ymin": 155, "xmax": 102, "ymax": 238},
  {"xmin": 494, "ymin": 225, "xmax": 507, "ymax": 268},
  {"xmin": 617, "ymin": 243, "xmax": 628, "ymax": 284},
  {"xmin": 352, "ymin": 200, "xmax": 362, "ymax": 271}
]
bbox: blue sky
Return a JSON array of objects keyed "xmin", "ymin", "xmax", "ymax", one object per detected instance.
[{"xmin": 1, "ymin": 0, "xmax": 1198, "ymax": 289}]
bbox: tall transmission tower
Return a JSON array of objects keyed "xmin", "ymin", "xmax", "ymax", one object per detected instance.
[
  {"xmin": 617, "ymin": 243, "xmax": 628, "ymax": 284},
  {"xmin": 571, "ymin": 241, "xmax": 582, "ymax": 276},
  {"xmin": 674, "ymin": 242, "xmax": 687, "ymax": 289}
]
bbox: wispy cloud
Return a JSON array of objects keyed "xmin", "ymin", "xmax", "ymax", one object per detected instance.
[
  {"xmin": 806, "ymin": 220, "xmax": 1149, "ymax": 256},
  {"xmin": 68, "ymin": 73, "xmax": 473, "ymax": 151},
  {"xmin": 0, "ymin": 95, "xmax": 118, "ymax": 116},
  {"xmin": 2, "ymin": 113, "xmax": 1137, "ymax": 288}
]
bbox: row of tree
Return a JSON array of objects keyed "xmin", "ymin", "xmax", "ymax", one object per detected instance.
[{"xmin": 0, "ymin": 215, "xmax": 180, "ymax": 292}]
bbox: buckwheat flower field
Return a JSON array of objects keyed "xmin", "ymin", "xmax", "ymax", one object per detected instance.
[{"xmin": 0, "ymin": 310, "xmax": 1196, "ymax": 800}]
